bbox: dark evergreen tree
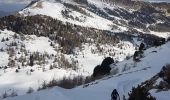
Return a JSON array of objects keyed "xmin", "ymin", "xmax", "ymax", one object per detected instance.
[
  {"xmin": 73, "ymin": 0, "xmax": 88, "ymax": 4},
  {"xmin": 133, "ymin": 51, "xmax": 140, "ymax": 61},
  {"xmin": 128, "ymin": 85, "xmax": 156, "ymax": 100},
  {"xmin": 30, "ymin": 69, "xmax": 34, "ymax": 72},
  {"xmin": 93, "ymin": 57, "xmax": 113, "ymax": 78},
  {"xmin": 15, "ymin": 69, "xmax": 19, "ymax": 73},
  {"xmin": 168, "ymin": 37, "xmax": 170, "ymax": 41},
  {"xmin": 6, "ymin": 37, "xmax": 9, "ymax": 41},
  {"xmin": 161, "ymin": 38, "xmax": 166, "ymax": 44},
  {"xmin": 153, "ymin": 38, "xmax": 165, "ymax": 47},
  {"xmin": 93, "ymin": 65, "xmax": 101, "ymax": 77},
  {"xmin": 1, "ymin": 37, "xmax": 5, "ymax": 42},
  {"xmin": 101, "ymin": 57, "xmax": 114, "ymax": 67},
  {"xmin": 29, "ymin": 55, "xmax": 34, "ymax": 66},
  {"xmin": 162, "ymin": 64, "xmax": 170, "ymax": 84},
  {"xmin": 139, "ymin": 43, "xmax": 145, "ymax": 51},
  {"xmin": 50, "ymin": 42, "xmax": 53, "ymax": 46}
]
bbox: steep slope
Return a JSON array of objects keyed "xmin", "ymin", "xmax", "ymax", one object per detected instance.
[{"xmin": 3, "ymin": 41, "xmax": 170, "ymax": 100}]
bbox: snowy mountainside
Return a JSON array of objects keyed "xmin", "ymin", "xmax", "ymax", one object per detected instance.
[
  {"xmin": 3, "ymin": 41, "xmax": 170, "ymax": 100},
  {"xmin": 0, "ymin": 29, "xmax": 135, "ymax": 96},
  {"xmin": 17, "ymin": 0, "xmax": 170, "ymax": 38},
  {"xmin": 0, "ymin": 0, "xmax": 170, "ymax": 99},
  {"xmin": 19, "ymin": 0, "xmax": 114, "ymax": 30}
]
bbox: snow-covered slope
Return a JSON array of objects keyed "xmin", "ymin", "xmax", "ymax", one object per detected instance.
[
  {"xmin": 0, "ymin": 0, "xmax": 170, "ymax": 99},
  {"xmin": 3, "ymin": 41, "xmax": 170, "ymax": 100},
  {"xmin": 0, "ymin": 29, "xmax": 136, "ymax": 97},
  {"xmin": 19, "ymin": 1, "xmax": 115, "ymax": 30},
  {"xmin": 17, "ymin": 0, "xmax": 170, "ymax": 38}
]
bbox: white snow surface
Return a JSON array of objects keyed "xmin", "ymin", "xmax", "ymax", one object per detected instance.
[
  {"xmin": 24, "ymin": 35, "xmax": 57, "ymax": 54},
  {"xmin": 0, "ymin": 29, "xmax": 136, "ymax": 97},
  {"xmin": 2, "ymin": 40, "xmax": 170, "ymax": 100},
  {"xmin": 19, "ymin": 0, "xmax": 170, "ymax": 38},
  {"xmin": 19, "ymin": 1, "xmax": 113, "ymax": 30},
  {"xmin": 149, "ymin": 31, "xmax": 170, "ymax": 39},
  {"xmin": 0, "ymin": 0, "xmax": 170, "ymax": 99}
]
